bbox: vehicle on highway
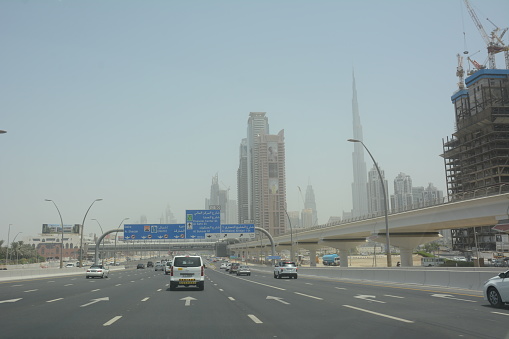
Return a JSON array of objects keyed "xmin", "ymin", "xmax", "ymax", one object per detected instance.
[
  {"xmin": 483, "ymin": 269, "xmax": 509, "ymax": 308},
  {"xmin": 274, "ymin": 261, "xmax": 298, "ymax": 279},
  {"xmin": 229, "ymin": 262, "xmax": 240, "ymax": 274},
  {"xmin": 220, "ymin": 262, "xmax": 228, "ymax": 269},
  {"xmin": 225, "ymin": 263, "xmax": 232, "ymax": 272},
  {"xmin": 164, "ymin": 261, "xmax": 172, "ymax": 275},
  {"xmin": 65, "ymin": 263, "xmax": 75, "ymax": 268},
  {"xmin": 147, "ymin": 261, "xmax": 154, "ymax": 267},
  {"xmin": 86, "ymin": 264, "xmax": 109, "ymax": 279},
  {"xmin": 236, "ymin": 265, "xmax": 251, "ymax": 276},
  {"xmin": 421, "ymin": 257, "xmax": 447, "ymax": 267},
  {"xmin": 154, "ymin": 263, "xmax": 164, "ymax": 271},
  {"xmin": 137, "ymin": 263, "xmax": 145, "ymax": 269},
  {"xmin": 322, "ymin": 254, "xmax": 340, "ymax": 266},
  {"xmin": 169, "ymin": 255, "xmax": 205, "ymax": 291}
]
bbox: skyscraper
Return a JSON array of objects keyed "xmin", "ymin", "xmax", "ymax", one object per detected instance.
[
  {"xmin": 367, "ymin": 164, "xmax": 388, "ymax": 216},
  {"xmin": 238, "ymin": 112, "xmax": 287, "ymax": 236},
  {"xmin": 304, "ymin": 184, "xmax": 318, "ymax": 226},
  {"xmin": 391, "ymin": 172, "xmax": 413, "ymax": 213},
  {"xmin": 350, "ymin": 72, "xmax": 369, "ymax": 218}
]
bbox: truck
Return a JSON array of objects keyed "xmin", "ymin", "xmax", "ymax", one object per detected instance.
[{"xmin": 322, "ymin": 254, "xmax": 340, "ymax": 266}]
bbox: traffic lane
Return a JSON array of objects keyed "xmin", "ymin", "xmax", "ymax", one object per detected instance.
[
  {"xmin": 211, "ymin": 268, "xmax": 508, "ymax": 339},
  {"xmin": 103, "ymin": 274, "xmax": 275, "ymax": 339},
  {"xmin": 207, "ymin": 268, "xmax": 425, "ymax": 338},
  {"xmin": 0, "ymin": 268, "xmax": 164, "ymax": 338}
]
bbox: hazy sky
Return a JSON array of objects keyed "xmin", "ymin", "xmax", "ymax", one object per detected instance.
[{"xmin": 2, "ymin": 0, "xmax": 508, "ymax": 242}]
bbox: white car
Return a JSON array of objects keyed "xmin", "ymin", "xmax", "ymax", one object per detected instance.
[
  {"xmin": 169, "ymin": 255, "xmax": 205, "ymax": 291},
  {"xmin": 65, "ymin": 263, "xmax": 75, "ymax": 268},
  {"xmin": 483, "ymin": 270, "xmax": 509, "ymax": 307},
  {"xmin": 220, "ymin": 262, "xmax": 228, "ymax": 269},
  {"xmin": 86, "ymin": 264, "xmax": 109, "ymax": 279}
]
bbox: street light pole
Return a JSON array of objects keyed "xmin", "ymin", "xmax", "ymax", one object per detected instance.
[
  {"xmin": 45, "ymin": 199, "xmax": 65, "ymax": 269},
  {"xmin": 11, "ymin": 232, "xmax": 22, "ymax": 265},
  {"xmin": 6, "ymin": 224, "xmax": 11, "ymax": 265},
  {"xmin": 79, "ymin": 199, "xmax": 103, "ymax": 267},
  {"xmin": 91, "ymin": 219, "xmax": 105, "ymax": 265},
  {"xmin": 114, "ymin": 218, "xmax": 129, "ymax": 265},
  {"xmin": 284, "ymin": 209, "xmax": 294, "ymax": 262},
  {"xmin": 348, "ymin": 139, "xmax": 392, "ymax": 267}
]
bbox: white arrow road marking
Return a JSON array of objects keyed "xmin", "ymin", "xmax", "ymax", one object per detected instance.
[
  {"xmin": 80, "ymin": 297, "xmax": 109, "ymax": 308},
  {"xmin": 103, "ymin": 316, "xmax": 122, "ymax": 326},
  {"xmin": 0, "ymin": 298, "xmax": 22, "ymax": 304},
  {"xmin": 266, "ymin": 296, "xmax": 290, "ymax": 304},
  {"xmin": 354, "ymin": 295, "xmax": 385, "ymax": 303},
  {"xmin": 24, "ymin": 289, "xmax": 38, "ymax": 293},
  {"xmin": 248, "ymin": 314, "xmax": 263, "ymax": 324},
  {"xmin": 430, "ymin": 294, "xmax": 476, "ymax": 303},
  {"xmin": 181, "ymin": 296, "xmax": 197, "ymax": 306},
  {"xmin": 343, "ymin": 305, "xmax": 414, "ymax": 323},
  {"xmin": 46, "ymin": 298, "xmax": 63, "ymax": 303}
]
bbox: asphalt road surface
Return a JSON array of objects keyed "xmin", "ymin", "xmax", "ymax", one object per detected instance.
[{"xmin": 1, "ymin": 262, "xmax": 508, "ymax": 339}]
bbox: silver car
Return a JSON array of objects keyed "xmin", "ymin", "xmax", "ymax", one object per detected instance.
[
  {"xmin": 236, "ymin": 265, "xmax": 251, "ymax": 276},
  {"xmin": 483, "ymin": 270, "xmax": 509, "ymax": 307},
  {"xmin": 86, "ymin": 264, "xmax": 109, "ymax": 279}
]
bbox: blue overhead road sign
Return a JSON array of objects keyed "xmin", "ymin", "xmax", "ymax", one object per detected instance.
[
  {"xmin": 124, "ymin": 224, "xmax": 185, "ymax": 240},
  {"xmin": 185, "ymin": 210, "xmax": 221, "ymax": 239}
]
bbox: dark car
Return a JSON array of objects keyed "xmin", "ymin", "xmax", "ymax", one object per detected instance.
[
  {"xmin": 137, "ymin": 263, "xmax": 145, "ymax": 269},
  {"xmin": 147, "ymin": 261, "xmax": 154, "ymax": 267}
]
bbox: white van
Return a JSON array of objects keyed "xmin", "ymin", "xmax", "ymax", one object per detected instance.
[{"xmin": 170, "ymin": 255, "xmax": 205, "ymax": 291}]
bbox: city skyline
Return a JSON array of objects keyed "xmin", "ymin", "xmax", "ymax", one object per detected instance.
[{"xmin": 2, "ymin": 0, "xmax": 508, "ymax": 241}]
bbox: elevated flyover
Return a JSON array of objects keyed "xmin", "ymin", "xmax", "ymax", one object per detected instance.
[{"xmin": 229, "ymin": 193, "xmax": 509, "ymax": 267}]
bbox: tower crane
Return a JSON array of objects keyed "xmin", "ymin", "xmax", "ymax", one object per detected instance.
[
  {"xmin": 463, "ymin": 0, "xmax": 509, "ymax": 69},
  {"xmin": 456, "ymin": 53, "xmax": 465, "ymax": 90}
]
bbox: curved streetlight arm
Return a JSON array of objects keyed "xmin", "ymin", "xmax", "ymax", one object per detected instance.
[
  {"xmin": 79, "ymin": 199, "xmax": 102, "ymax": 268},
  {"xmin": 113, "ymin": 218, "xmax": 129, "ymax": 265},
  {"xmin": 347, "ymin": 139, "xmax": 392, "ymax": 267},
  {"xmin": 95, "ymin": 229, "xmax": 124, "ymax": 265},
  {"xmin": 45, "ymin": 199, "xmax": 65, "ymax": 269}
]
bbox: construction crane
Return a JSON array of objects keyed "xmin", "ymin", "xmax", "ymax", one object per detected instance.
[
  {"xmin": 463, "ymin": 0, "xmax": 509, "ymax": 69},
  {"xmin": 456, "ymin": 53, "xmax": 465, "ymax": 90}
]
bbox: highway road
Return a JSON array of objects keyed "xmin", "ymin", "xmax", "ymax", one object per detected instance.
[{"xmin": 1, "ymin": 261, "xmax": 508, "ymax": 339}]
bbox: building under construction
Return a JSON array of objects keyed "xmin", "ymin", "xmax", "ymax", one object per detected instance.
[{"xmin": 442, "ymin": 68, "xmax": 509, "ymax": 252}]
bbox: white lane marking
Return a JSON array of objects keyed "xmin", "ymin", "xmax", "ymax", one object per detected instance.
[
  {"xmin": 248, "ymin": 314, "xmax": 263, "ymax": 324},
  {"xmin": 24, "ymin": 289, "xmax": 38, "ymax": 293},
  {"xmin": 103, "ymin": 316, "xmax": 122, "ymax": 326},
  {"xmin": 91, "ymin": 289, "xmax": 100, "ymax": 292},
  {"xmin": 46, "ymin": 298, "xmax": 63, "ymax": 303},
  {"xmin": 343, "ymin": 305, "xmax": 414, "ymax": 323},
  {"xmin": 266, "ymin": 296, "xmax": 290, "ymax": 304},
  {"xmin": 47, "ymin": 281, "xmax": 55, "ymax": 283},
  {"xmin": 80, "ymin": 297, "xmax": 109, "ymax": 308},
  {"xmin": 492, "ymin": 312, "xmax": 509, "ymax": 316},
  {"xmin": 228, "ymin": 297, "xmax": 235, "ymax": 301},
  {"xmin": 234, "ymin": 277, "xmax": 286, "ymax": 291},
  {"xmin": 305, "ymin": 283, "xmax": 313, "ymax": 285},
  {"xmin": 157, "ymin": 289, "xmax": 162, "ymax": 292},
  {"xmin": 294, "ymin": 292, "xmax": 323, "ymax": 300},
  {"xmin": 219, "ymin": 289, "xmax": 224, "ymax": 291},
  {"xmin": 165, "ymin": 284, "xmax": 169, "ymax": 287},
  {"xmin": 115, "ymin": 284, "xmax": 122, "ymax": 286},
  {"xmin": 64, "ymin": 284, "xmax": 73, "ymax": 286},
  {"xmin": 0, "ymin": 298, "xmax": 22, "ymax": 303},
  {"xmin": 141, "ymin": 297, "xmax": 149, "ymax": 302},
  {"xmin": 384, "ymin": 295, "xmax": 404, "ymax": 299},
  {"xmin": 335, "ymin": 287, "xmax": 347, "ymax": 290},
  {"xmin": 130, "ymin": 281, "xmax": 135, "ymax": 283},
  {"xmin": 12, "ymin": 285, "xmax": 23, "ymax": 287}
]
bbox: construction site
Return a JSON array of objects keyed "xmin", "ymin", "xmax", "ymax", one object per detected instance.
[{"xmin": 441, "ymin": 0, "xmax": 509, "ymax": 253}]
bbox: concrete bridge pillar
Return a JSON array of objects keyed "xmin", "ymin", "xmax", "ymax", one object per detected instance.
[
  {"xmin": 319, "ymin": 239, "xmax": 366, "ymax": 268},
  {"xmin": 371, "ymin": 232, "xmax": 442, "ymax": 267}
]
